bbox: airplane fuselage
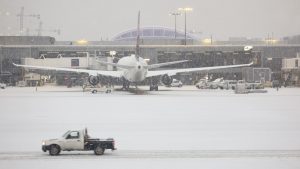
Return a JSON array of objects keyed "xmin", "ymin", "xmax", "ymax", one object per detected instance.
[{"xmin": 117, "ymin": 55, "xmax": 148, "ymax": 82}]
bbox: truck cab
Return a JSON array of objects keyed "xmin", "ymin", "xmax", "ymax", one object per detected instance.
[{"xmin": 42, "ymin": 129, "xmax": 115, "ymax": 155}]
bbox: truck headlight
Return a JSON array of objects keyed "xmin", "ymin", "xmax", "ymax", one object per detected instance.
[{"xmin": 42, "ymin": 141, "xmax": 45, "ymax": 145}]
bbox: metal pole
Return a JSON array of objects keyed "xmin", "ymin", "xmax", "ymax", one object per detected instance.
[
  {"xmin": 272, "ymin": 32, "xmax": 274, "ymax": 45},
  {"xmin": 20, "ymin": 7, "xmax": 24, "ymax": 35},
  {"xmin": 184, "ymin": 11, "xmax": 187, "ymax": 45},
  {"xmin": 38, "ymin": 21, "xmax": 43, "ymax": 36},
  {"xmin": 0, "ymin": 47, "xmax": 2, "ymax": 74},
  {"xmin": 178, "ymin": 7, "xmax": 192, "ymax": 45},
  {"xmin": 169, "ymin": 12, "xmax": 181, "ymax": 39},
  {"xmin": 174, "ymin": 15, "xmax": 177, "ymax": 39}
]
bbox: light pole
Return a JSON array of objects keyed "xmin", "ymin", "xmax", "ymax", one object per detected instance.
[
  {"xmin": 169, "ymin": 12, "xmax": 181, "ymax": 39},
  {"xmin": 16, "ymin": 6, "xmax": 40, "ymax": 35},
  {"xmin": 178, "ymin": 7, "xmax": 193, "ymax": 45}
]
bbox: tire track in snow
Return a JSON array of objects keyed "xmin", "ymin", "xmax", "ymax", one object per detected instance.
[{"xmin": 1, "ymin": 150, "xmax": 300, "ymax": 160}]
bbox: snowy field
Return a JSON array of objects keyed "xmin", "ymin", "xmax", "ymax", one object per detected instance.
[{"xmin": 1, "ymin": 86, "xmax": 300, "ymax": 169}]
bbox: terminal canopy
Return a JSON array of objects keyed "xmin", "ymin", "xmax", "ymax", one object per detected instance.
[{"xmin": 112, "ymin": 26, "xmax": 198, "ymax": 41}]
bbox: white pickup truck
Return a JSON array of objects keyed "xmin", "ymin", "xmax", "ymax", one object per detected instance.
[{"xmin": 42, "ymin": 129, "xmax": 116, "ymax": 155}]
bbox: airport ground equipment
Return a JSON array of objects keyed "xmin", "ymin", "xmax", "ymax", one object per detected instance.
[
  {"xmin": 165, "ymin": 79, "xmax": 183, "ymax": 88},
  {"xmin": 235, "ymin": 81, "xmax": 267, "ymax": 94},
  {"xmin": 0, "ymin": 83, "xmax": 6, "ymax": 89},
  {"xmin": 82, "ymin": 83, "xmax": 113, "ymax": 93},
  {"xmin": 42, "ymin": 129, "xmax": 116, "ymax": 155},
  {"xmin": 219, "ymin": 80, "xmax": 238, "ymax": 90},
  {"xmin": 195, "ymin": 79, "xmax": 209, "ymax": 89},
  {"xmin": 195, "ymin": 78, "xmax": 224, "ymax": 89}
]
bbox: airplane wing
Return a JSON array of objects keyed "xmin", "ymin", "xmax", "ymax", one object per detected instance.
[
  {"xmin": 146, "ymin": 60, "xmax": 190, "ymax": 69},
  {"xmin": 146, "ymin": 62, "xmax": 253, "ymax": 77},
  {"xmin": 13, "ymin": 63, "xmax": 123, "ymax": 78}
]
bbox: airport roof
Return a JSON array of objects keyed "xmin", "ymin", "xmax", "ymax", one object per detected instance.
[{"xmin": 112, "ymin": 26, "xmax": 199, "ymax": 41}]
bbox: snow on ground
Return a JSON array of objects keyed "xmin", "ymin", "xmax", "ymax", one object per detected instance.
[
  {"xmin": 1, "ymin": 158, "xmax": 300, "ymax": 169},
  {"xmin": 0, "ymin": 86, "xmax": 300, "ymax": 168}
]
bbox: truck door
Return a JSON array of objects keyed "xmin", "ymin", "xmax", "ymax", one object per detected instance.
[{"xmin": 64, "ymin": 131, "xmax": 83, "ymax": 150}]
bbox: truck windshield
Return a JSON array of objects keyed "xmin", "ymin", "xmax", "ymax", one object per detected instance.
[{"xmin": 62, "ymin": 130, "xmax": 71, "ymax": 138}]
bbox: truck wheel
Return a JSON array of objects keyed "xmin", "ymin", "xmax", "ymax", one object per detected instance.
[
  {"xmin": 49, "ymin": 145, "xmax": 60, "ymax": 156},
  {"xmin": 94, "ymin": 146, "xmax": 104, "ymax": 155}
]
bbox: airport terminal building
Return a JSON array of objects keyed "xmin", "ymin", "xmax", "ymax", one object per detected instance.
[{"xmin": 1, "ymin": 29, "xmax": 300, "ymax": 86}]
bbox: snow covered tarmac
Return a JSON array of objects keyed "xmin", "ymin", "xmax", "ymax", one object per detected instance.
[{"xmin": 1, "ymin": 86, "xmax": 300, "ymax": 168}]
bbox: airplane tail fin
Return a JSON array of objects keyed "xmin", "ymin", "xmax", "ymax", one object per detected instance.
[
  {"xmin": 95, "ymin": 59, "xmax": 133, "ymax": 69},
  {"xmin": 135, "ymin": 11, "xmax": 141, "ymax": 61}
]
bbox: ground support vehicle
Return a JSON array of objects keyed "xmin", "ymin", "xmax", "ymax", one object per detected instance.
[
  {"xmin": 82, "ymin": 83, "xmax": 113, "ymax": 93},
  {"xmin": 42, "ymin": 129, "xmax": 116, "ymax": 155}
]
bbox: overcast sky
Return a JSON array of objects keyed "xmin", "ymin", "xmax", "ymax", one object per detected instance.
[{"xmin": 0, "ymin": 0, "xmax": 300, "ymax": 41}]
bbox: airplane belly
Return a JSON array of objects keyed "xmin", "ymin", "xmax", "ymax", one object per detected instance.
[{"xmin": 133, "ymin": 71, "xmax": 145, "ymax": 82}]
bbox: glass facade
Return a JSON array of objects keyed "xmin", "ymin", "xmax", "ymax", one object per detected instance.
[{"xmin": 112, "ymin": 27, "xmax": 197, "ymax": 41}]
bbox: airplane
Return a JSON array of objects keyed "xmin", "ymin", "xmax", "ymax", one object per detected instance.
[{"xmin": 13, "ymin": 11, "xmax": 253, "ymax": 91}]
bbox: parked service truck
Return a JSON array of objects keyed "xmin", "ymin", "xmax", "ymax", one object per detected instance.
[{"xmin": 42, "ymin": 129, "xmax": 116, "ymax": 155}]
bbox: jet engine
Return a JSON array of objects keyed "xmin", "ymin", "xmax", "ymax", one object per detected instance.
[
  {"xmin": 161, "ymin": 74, "xmax": 173, "ymax": 86},
  {"xmin": 88, "ymin": 75, "xmax": 99, "ymax": 86}
]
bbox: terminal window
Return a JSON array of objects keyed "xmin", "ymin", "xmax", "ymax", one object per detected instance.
[{"xmin": 71, "ymin": 59, "xmax": 79, "ymax": 67}]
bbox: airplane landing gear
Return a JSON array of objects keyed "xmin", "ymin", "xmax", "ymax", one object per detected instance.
[
  {"xmin": 149, "ymin": 78, "xmax": 159, "ymax": 91},
  {"xmin": 122, "ymin": 80, "xmax": 130, "ymax": 91},
  {"xmin": 150, "ymin": 84, "xmax": 158, "ymax": 91}
]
